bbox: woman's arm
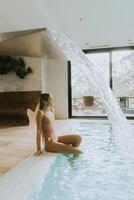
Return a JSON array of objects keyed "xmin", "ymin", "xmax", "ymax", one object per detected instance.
[{"xmin": 34, "ymin": 110, "xmax": 43, "ymax": 156}]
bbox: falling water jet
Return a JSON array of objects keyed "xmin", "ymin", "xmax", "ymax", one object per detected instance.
[{"xmin": 46, "ymin": 30, "xmax": 134, "ymax": 155}]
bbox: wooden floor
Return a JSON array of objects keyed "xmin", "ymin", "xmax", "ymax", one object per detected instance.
[{"xmin": 0, "ymin": 126, "xmax": 35, "ymax": 175}]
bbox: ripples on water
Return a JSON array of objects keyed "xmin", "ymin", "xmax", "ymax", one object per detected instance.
[{"xmin": 28, "ymin": 123, "xmax": 134, "ymax": 200}]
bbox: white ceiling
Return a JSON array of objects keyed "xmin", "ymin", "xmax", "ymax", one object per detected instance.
[{"xmin": 0, "ymin": 0, "xmax": 134, "ymax": 49}]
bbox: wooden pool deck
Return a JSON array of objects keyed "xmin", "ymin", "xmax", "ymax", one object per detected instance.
[{"xmin": 0, "ymin": 126, "xmax": 35, "ymax": 175}]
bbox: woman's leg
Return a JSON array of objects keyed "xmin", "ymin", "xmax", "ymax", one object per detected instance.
[
  {"xmin": 46, "ymin": 141, "xmax": 82, "ymax": 154},
  {"xmin": 58, "ymin": 134, "xmax": 82, "ymax": 147}
]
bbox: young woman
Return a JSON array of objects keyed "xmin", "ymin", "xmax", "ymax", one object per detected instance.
[{"xmin": 33, "ymin": 93, "xmax": 82, "ymax": 156}]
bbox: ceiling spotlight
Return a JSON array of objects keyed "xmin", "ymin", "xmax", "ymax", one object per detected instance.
[{"xmin": 80, "ymin": 18, "xmax": 85, "ymax": 21}]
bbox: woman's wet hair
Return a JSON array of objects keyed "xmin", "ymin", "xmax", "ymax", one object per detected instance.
[{"xmin": 39, "ymin": 93, "xmax": 51, "ymax": 110}]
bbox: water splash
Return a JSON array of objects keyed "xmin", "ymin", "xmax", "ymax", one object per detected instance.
[{"xmin": 46, "ymin": 30, "xmax": 134, "ymax": 155}]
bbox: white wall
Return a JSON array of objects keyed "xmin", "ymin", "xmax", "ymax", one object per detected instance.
[
  {"xmin": 0, "ymin": 57, "xmax": 42, "ymax": 92},
  {"xmin": 41, "ymin": 31, "xmax": 69, "ymax": 119},
  {"xmin": 42, "ymin": 58, "xmax": 68, "ymax": 119}
]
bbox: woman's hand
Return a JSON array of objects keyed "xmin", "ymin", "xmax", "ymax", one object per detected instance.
[{"xmin": 34, "ymin": 150, "xmax": 43, "ymax": 157}]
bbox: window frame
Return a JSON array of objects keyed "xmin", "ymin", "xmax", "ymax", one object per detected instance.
[{"xmin": 68, "ymin": 46, "xmax": 134, "ymax": 119}]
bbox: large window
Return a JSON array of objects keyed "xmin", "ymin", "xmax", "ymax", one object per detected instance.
[
  {"xmin": 112, "ymin": 50, "xmax": 134, "ymax": 117},
  {"xmin": 69, "ymin": 48, "xmax": 134, "ymax": 118}
]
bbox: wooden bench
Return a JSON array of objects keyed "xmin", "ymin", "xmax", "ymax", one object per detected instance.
[{"xmin": 0, "ymin": 91, "xmax": 41, "ymax": 126}]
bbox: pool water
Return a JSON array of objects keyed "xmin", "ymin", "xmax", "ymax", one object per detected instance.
[{"xmin": 28, "ymin": 123, "xmax": 134, "ymax": 200}]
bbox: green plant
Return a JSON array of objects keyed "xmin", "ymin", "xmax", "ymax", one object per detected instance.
[{"xmin": 0, "ymin": 55, "xmax": 33, "ymax": 79}]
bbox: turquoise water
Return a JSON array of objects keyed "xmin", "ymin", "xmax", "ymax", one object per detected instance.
[{"xmin": 28, "ymin": 123, "xmax": 134, "ymax": 200}]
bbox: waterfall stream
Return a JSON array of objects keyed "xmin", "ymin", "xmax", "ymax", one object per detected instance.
[{"xmin": 47, "ymin": 30, "xmax": 134, "ymax": 155}]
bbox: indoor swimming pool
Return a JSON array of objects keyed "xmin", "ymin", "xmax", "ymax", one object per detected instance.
[{"xmin": 27, "ymin": 122, "xmax": 134, "ymax": 200}]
